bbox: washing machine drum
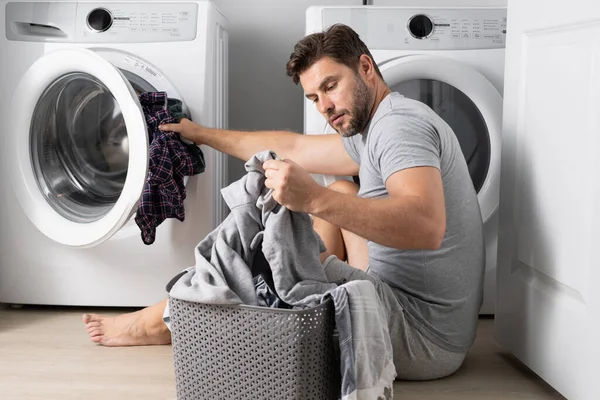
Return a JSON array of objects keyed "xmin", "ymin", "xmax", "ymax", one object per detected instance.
[
  {"xmin": 390, "ymin": 79, "xmax": 491, "ymax": 194},
  {"xmin": 30, "ymin": 71, "xmax": 157, "ymax": 223}
]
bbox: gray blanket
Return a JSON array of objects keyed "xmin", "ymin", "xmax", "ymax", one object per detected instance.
[{"xmin": 164, "ymin": 150, "xmax": 395, "ymax": 399}]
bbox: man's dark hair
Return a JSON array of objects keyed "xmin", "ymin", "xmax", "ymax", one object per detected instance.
[{"xmin": 286, "ymin": 24, "xmax": 383, "ymax": 85}]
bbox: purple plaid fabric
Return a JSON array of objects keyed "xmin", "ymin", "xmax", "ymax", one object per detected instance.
[{"xmin": 135, "ymin": 92, "xmax": 205, "ymax": 245}]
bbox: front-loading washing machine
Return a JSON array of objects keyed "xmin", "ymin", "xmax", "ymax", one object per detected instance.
[
  {"xmin": 0, "ymin": 0, "xmax": 229, "ymax": 307},
  {"xmin": 305, "ymin": 4, "xmax": 506, "ymax": 314}
]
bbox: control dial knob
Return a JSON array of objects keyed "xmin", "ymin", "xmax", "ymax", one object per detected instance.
[
  {"xmin": 408, "ymin": 14, "xmax": 434, "ymax": 39},
  {"xmin": 87, "ymin": 8, "xmax": 113, "ymax": 32}
]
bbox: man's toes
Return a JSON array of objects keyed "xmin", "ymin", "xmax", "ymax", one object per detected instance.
[
  {"xmin": 88, "ymin": 328, "xmax": 103, "ymax": 337},
  {"xmin": 90, "ymin": 335, "xmax": 104, "ymax": 343},
  {"xmin": 87, "ymin": 326, "xmax": 102, "ymax": 335},
  {"xmin": 85, "ymin": 322, "xmax": 101, "ymax": 330},
  {"xmin": 83, "ymin": 313, "xmax": 103, "ymax": 323},
  {"xmin": 82, "ymin": 313, "xmax": 96, "ymax": 323}
]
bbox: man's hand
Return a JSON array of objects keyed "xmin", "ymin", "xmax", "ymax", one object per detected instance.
[
  {"xmin": 159, "ymin": 118, "xmax": 203, "ymax": 144},
  {"xmin": 263, "ymin": 159, "xmax": 323, "ymax": 213}
]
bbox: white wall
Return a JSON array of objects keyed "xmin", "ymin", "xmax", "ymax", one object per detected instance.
[
  {"xmin": 212, "ymin": 0, "xmax": 358, "ymax": 181},
  {"xmin": 212, "ymin": 0, "xmax": 507, "ymax": 182}
]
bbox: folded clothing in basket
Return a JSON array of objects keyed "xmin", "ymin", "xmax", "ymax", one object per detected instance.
[{"xmin": 164, "ymin": 150, "xmax": 395, "ymax": 400}]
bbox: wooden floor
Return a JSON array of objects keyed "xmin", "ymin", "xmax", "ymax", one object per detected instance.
[{"xmin": 0, "ymin": 304, "xmax": 564, "ymax": 400}]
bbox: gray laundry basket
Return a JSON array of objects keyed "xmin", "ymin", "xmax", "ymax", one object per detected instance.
[{"xmin": 169, "ymin": 296, "xmax": 341, "ymax": 400}]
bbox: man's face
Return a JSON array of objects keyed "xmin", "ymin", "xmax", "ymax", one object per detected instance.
[{"xmin": 300, "ymin": 57, "xmax": 373, "ymax": 137}]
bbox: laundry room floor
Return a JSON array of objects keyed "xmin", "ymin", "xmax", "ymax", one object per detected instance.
[{"xmin": 0, "ymin": 304, "xmax": 564, "ymax": 400}]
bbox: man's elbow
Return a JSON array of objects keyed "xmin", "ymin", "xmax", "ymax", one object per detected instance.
[{"xmin": 424, "ymin": 220, "xmax": 446, "ymax": 250}]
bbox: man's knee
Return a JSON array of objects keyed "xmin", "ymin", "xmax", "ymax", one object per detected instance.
[{"xmin": 328, "ymin": 179, "xmax": 359, "ymax": 195}]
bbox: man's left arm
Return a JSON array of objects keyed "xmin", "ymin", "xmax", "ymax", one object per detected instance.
[{"xmin": 309, "ymin": 166, "xmax": 446, "ymax": 250}]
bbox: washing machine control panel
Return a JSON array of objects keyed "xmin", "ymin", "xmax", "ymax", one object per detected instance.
[
  {"xmin": 76, "ymin": 2, "xmax": 199, "ymax": 43},
  {"xmin": 5, "ymin": 2, "xmax": 200, "ymax": 43},
  {"xmin": 322, "ymin": 8, "xmax": 507, "ymax": 50}
]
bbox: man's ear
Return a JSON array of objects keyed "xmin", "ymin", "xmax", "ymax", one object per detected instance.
[{"xmin": 358, "ymin": 54, "xmax": 374, "ymax": 78}]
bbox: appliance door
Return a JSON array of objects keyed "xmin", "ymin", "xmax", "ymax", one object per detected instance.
[
  {"xmin": 314, "ymin": 54, "xmax": 502, "ymax": 224},
  {"xmin": 8, "ymin": 48, "xmax": 149, "ymax": 248}
]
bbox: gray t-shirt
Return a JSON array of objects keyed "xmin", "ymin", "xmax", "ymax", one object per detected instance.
[{"xmin": 342, "ymin": 92, "xmax": 485, "ymax": 352}]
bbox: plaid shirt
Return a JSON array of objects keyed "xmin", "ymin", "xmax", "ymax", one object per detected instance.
[{"xmin": 135, "ymin": 92, "xmax": 205, "ymax": 245}]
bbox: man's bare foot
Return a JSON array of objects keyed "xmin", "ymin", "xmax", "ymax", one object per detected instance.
[{"xmin": 82, "ymin": 299, "xmax": 171, "ymax": 347}]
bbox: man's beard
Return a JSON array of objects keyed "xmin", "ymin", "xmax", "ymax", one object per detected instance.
[{"xmin": 330, "ymin": 75, "xmax": 373, "ymax": 138}]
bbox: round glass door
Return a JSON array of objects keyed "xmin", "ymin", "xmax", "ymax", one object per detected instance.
[
  {"xmin": 391, "ymin": 79, "xmax": 491, "ymax": 193},
  {"xmin": 30, "ymin": 69, "xmax": 158, "ymax": 224},
  {"xmin": 31, "ymin": 73, "xmax": 130, "ymax": 223}
]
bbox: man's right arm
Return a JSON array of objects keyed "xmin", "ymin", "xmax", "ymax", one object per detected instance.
[{"xmin": 158, "ymin": 118, "xmax": 359, "ymax": 176}]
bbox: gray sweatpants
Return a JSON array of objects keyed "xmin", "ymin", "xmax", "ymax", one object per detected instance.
[{"xmin": 323, "ymin": 255, "xmax": 467, "ymax": 381}]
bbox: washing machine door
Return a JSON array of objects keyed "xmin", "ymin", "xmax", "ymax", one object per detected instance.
[
  {"xmin": 8, "ymin": 48, "xmax": 149, "ymax": 247},
  {"xmin": 378, "ymin": 54, "xmax": 503, "ymax": 224}
]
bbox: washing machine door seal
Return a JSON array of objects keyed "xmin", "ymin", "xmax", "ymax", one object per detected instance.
[
  {"xmin": 9, "ymin": 48, "xmax": 149, "ymax": 247},
  {"xmin": 379, "ymin": 54, "xmax": 503, "ymax": 224}
]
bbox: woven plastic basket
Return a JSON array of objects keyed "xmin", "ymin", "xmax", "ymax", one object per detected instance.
[{"xmin": 169, "ymin": 296, "xmax": 340, "ymax": 400}]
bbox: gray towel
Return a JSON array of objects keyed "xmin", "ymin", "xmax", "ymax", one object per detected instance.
[
  {"xmin": 324, "ymin": 282, "xmax": 396, "ymax": 400},
  {"xmin": 164, "ymin": 150, "xmax": 395, "ymax": 399}
]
